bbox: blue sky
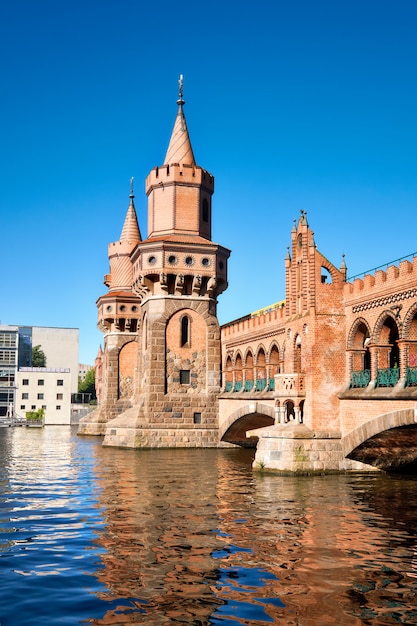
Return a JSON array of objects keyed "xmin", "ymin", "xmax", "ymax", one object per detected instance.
[{"xmin": 1, "ymin": 0, "xmax": 416, "ymax": 364}]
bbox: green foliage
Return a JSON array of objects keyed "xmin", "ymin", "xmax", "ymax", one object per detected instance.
[
  {"xmin": 32, "ymin": 345, "xmax": 46, "ymax": 367},
  {"xmin": 78, "ymin": 368, "xmax": 96, "ymax": 397},
  {"xmin": 26, "ymin": 407, "xmax": 45, "ymax": 422}
]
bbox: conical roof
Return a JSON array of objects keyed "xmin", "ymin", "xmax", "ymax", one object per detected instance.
[
  {"xmin": 120, "ymin": 189, "xmax": 142, "ymax": 243},
  {"xmin": 164, "ymin": 76, "xmax": 195, "ymax": 166}
]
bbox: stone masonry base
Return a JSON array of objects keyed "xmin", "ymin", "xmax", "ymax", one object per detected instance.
[
  {"xmin": 249, "ymin": 423, "xmax": 378, "ymax": 474},
  {"xmin": 77, "ymin": 408, "xmax": 109, "ymax": 436}
]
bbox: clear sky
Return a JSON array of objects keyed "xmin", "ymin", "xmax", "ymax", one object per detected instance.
[{"xmin": 1, "ymin": 0, "xmax": 416, "ymax": 364}]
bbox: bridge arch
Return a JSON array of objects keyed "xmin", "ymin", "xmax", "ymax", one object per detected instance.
[
  {"xmin": 342, "ymin": 409, "xmax": 417, "ymax": 471},
  {"xmin": 220, "ymin": 402, "xmax": 275, "ymax": 446}
]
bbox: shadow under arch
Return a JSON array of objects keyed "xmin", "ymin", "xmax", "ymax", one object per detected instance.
[
  {"xmin": 342, "ymin": 409, "xmax": 417, "ymax": 472},
  {"xmin": 220, "ymin": 403, "xmax": 275, "ymax": 447}
]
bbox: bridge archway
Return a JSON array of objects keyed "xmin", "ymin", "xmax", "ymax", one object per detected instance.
[
  {"xmin": 220, "ymin": 403, "xmax": 275, "ymax": 447},
  {"xmin": 342, "ymin": 409, "xmax": 417, "ymax": 471}
]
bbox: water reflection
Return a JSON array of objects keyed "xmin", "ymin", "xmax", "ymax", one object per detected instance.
[
  {"xmin": 0, "ymin": 428, "xmax": 417, "ymax": 625},
  {"xmin": 89, "ymin": 446, "xmax": 417, "ymax": 625}
]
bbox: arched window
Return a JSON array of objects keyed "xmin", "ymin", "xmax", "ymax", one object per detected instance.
[
  {"xmin": 181, "ymin": 316, "xmax": 190, "ymax": 347},
  {"xmin": 321, "ymin": 266, "xmax": 333, "ymax": 284}
]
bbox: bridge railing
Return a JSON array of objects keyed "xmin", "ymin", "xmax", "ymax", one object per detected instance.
[
  {"xmin": 223, "ymin": 378, "xmax": 275, "ymax": 393},
  {"xmin": 376, "ymin": 367, "xmax": 400, "ymax": 387},
  {"xmin": 350, "ymin": 369, "xmax": 371, "ymax": 388},
  {"xmin": 406, "ymin": 367, "xmax": 417, "ymax": 387},
  {"xmin": 350, "ymin": 367, "xmax": 417, "ymax": 389}
]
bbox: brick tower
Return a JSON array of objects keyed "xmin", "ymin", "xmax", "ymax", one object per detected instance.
[{"xmin": 80, "ymin": 77, "xmax": 230, "ymax": 447}]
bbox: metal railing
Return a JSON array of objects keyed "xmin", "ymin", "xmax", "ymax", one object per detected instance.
[
  {"xmin": 223, "ymin": 378, "xmax": 275, "ymax": 393},
  {"xmin": 347, "ymin": 251, "xmax": 417, "ymax": 282},
  {"xmin": 406, "ymin": 367, "xmax": 417, "ymax": 387},
  {"xmin": 376, "ymin": 367, "xmax": 400, "ymax": 387},
  {"xmin": 350, "ymin": 369, "xmax": 371, "ymax": 388}
]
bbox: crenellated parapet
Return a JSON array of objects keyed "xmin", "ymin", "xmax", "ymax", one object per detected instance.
[
  {"xmin": 221, "ymin": 303, "xmax": 286, "ymax": 340},
  {"xmin": 345, "ymin": 256, "xmax": 417, "ymax": 300},
  {"xmin": 146, "ymin": 163, "xmax": 214, "ymax": 194}
]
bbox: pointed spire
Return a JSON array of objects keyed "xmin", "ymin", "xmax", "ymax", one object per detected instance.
[
  {"xmin": 120, "ymin": 177, "xmax": 142, "ymax": 243},
  {"xmin": 164, "ymin": 74, "xmax": 195, "ymax": 166}
]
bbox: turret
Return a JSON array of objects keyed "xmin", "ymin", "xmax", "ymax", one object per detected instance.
[{"xmin": 105, "ymin": 180, "xmax": 142, "ymax": 292}]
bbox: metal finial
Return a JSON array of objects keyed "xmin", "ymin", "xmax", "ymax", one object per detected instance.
[
  {"xmin": 129, "ymin": 177, "xmax": 134, "ymax": 197},
  {"xmin": 177, "ymin": 73, "xmax": 185, "ymax": 105}
]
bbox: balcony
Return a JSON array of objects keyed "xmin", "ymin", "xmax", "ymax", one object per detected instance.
[{"xmin": 274, "ymin": 373, "xmax": 305, "ymax": 399}]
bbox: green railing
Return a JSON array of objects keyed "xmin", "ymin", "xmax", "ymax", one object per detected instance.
[
  {"xmin": 406, "ymin": 367, "xmax": 417, "ymax": 387},
  {"xmin": 350, "ymin": 369, "xmax": 371, "ymax": 388},
  {"xmin": 255, "ymin": 378, "xmax": 267, "ymax": 391},
  {"xmin": 245, "ymin": 379, "xmax": 254, "ymax": 391},
  {"xmin": 224, "ymin": 378, "xmax": 275, "ymax": 393},
  {"xmin": 376, "ymin": 367, "xmax": 400, "ymax": 387}
]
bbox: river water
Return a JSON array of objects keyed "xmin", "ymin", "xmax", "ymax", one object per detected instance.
[{"xmin": 0, "ymin": 427, "xmax": 417, "ymax": 625}]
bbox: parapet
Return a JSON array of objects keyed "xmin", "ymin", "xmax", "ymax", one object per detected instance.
[
  {"xmin": 221, "ymin": 304, "xmax": 286, "ymax": 338},
  {"xmin": 345, "ymin": 255, "xmax": 417, "ymax": 298},
  {"xmin": 146, "ymin": 163, "xmax": 214, "ymax": 194}
]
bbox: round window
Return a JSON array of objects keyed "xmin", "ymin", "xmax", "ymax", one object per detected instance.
[
  {"xmin": 201, "ymin": 257, "xmax": 210, "ymax": 267},
  {"xmin": 185, "ymin": 256, "xmax": 194, "ymax": 266},
  {"xmin": 120, "ymin": 305, "xmax": 126, "ymax": 312},
  {"xmin": 168, "ymin": 255, "xmax": 177, "ymax": 265},
  {"xmin": 148, "ymin": 255, "xmax": 156, "ymax": 265},
  {"xmin": 106, "ymin": 305, "xmax": 112, "ymax": 312},
  {"xmin": 132, "ymin": 306, "xmax": 138, "ymax": 312}
]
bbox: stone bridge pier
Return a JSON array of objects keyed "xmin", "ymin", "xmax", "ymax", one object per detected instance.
[{"xmin": 244, "ymin": 409, "xmax": 417, "ymax": 474}]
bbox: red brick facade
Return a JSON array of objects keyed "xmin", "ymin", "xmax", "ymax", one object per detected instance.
[{"xmin": 80, "ymin": 83, "xmax": 417, "ymax": 470}]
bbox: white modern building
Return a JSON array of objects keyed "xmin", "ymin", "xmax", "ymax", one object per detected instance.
[
  {"xmin": 16, "ymin": 367, "xmax": 71, "ymax": 425},
  {"xmin": 0, "ymin": 325, "xmax": 79, "ymax": 425}
]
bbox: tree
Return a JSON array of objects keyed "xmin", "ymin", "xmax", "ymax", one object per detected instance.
[
  {"xmin": 78, "ymin": 368, "xmax": 96, "ymax": 398},
  {"xmin": 32, "ymin": 345, "xmax": 46, "ymax": 367}
]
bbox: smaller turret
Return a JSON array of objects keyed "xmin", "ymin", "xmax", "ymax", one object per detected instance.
[{"xmin": 105, "ymin": 180, "xmax": 141, "ymax": 292}]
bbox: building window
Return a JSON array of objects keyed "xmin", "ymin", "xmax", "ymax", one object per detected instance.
[
  {"xmin": 22, "ymin": 393, "xmax": 28, "ymax": 400},
  {"xmin": 193, "ymin": 412, "xmax": 202, "ymax": 424},
  {"xmin": 202, "ymin": 198, "xmax": 209, "ymax": 223},
  {"xmin": 20, "ymin": 405, "xmax": 25, "ymax": 410},
  {"xmin": 0, "ymin": 350, "xmax": 16, "ymax": 365},
  {"xmin": 38, "ymin": 379, "xmax": 44, "ymax": 386},
  {"xmin": 56, "ymin": 405, "xmax": 61, "ymax": 410},
  {"xmin": 57, "ymin": 380, "xmax": 64, "ymax": 386},
  {"xmin": 31, "ymin": 405, "xmax": 36, "ymax": 410},
  {"xmin": 37, "ymin": 393, "xmax": 44, "ymax": 400},
  {"xmin": 42, "ymin": 405, "xmax": 46, "ymax": 410},
  {"xmin": 179, "ymin": 370, "xmax": 190, "ymax": 385},
  {"xmin": 181, "ymin": 316, "xmax": 190, "ymax": 347},
  {"xmin": 56, "ymin": 393, "xmax": 63, "ymax": 400},
  {"xmin": 22, "ymin": 379, "xmax": 29, "ymax": 386}
]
